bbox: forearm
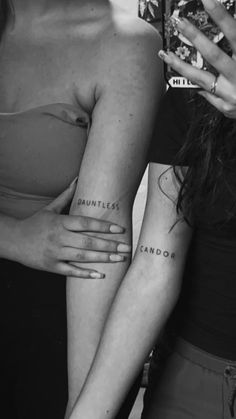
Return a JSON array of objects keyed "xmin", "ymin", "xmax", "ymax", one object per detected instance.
[
  {"xmin": 0, "ymin": 213, "xmax": 21, "ymax": 261},
  {"xmin": 67, "ymin": 256, "xmax": 131, "ymax": 403},
  {"xmin": 66, "ymin": 199, "xmax": 132, "ymax": 409},
  {"xmin": 69, "ymin": 258, "xmax": 182, "ymax": 419}
]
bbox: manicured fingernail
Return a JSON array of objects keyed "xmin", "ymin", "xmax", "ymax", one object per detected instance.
[
  {"xmin": 110, "ymin": 224, "xmax": 125, "ymax": 233},
  {"xmin": 158, "ymin": 50, "xmax": 168, "ymax": 60},
  {"xmin": 90, "ymin": 272, "xmax": 105, "ymax": 279},
  {"xmin": 110, "ymin": 254, "xmax": 126, "ymax": 262},
  {"xmin": 70, "ymin": 176, "xmax": 78, "ymax": 187},
  {"xmin": 172, "ymin": 16, "xmax": 187, "ymax": 30},
  {"xmin": 171, "ymin": 16, "xmax": 181, "ymax": 25},
  {"xmin": 117, "ymin": 243, "xmax": 131, "ymax": 253}
]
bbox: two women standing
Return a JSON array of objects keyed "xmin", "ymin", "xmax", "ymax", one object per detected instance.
[
  {"xmin": 2, "ymin": 0, "xmax": 236, "ymax": 418},
  {"xmin": 0, "ymin": 1, "xmax": 163, "ymax": 418}
]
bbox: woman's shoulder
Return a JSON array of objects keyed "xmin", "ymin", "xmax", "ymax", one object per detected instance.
[
  {"xmin": 102, "ymin": 9, "xmax": 162, "ymax": 58},
  {"xmin": 70, "ymin": 4, "xmax": 161, "ymax": 51},
  {"xmin": 60, "ymin": 6, "xmax": 163, "ymax": 115},
  {"xmin": 83, "ymin": 9, "xmax": 164, "ymax": 101},
  {"xmin": 93, "ymin": 10, "xmax": 163, "ymax": 94},
  {"xmin": 69, "ymin": 7, "xmax": 162, "ymax": 81}
]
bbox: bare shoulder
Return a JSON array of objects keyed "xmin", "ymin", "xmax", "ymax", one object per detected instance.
[
  {"xmin": 102, "ymin": 9, "xmax": 162, "ymax": 63},
  {"xmin": 68, "ymin": 5, "xmax": 163, "ymax": 108},
  {"xmin": 94, "ymin": 8, "xmax": 163, "ymax": 93}
]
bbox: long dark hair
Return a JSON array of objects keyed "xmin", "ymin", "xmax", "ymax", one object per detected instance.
[
  {"xmin": 174, "ymin": 92, "xmax": 236, "ymax": 225},
  {"xmin": 0, "ymin": 0, "xmax": 13, "ymax": 42}
]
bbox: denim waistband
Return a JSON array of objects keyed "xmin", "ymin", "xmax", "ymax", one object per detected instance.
[
  {"xmin": 175, "ymin": 337, "xmax": 236, "ymax": 417},
  {"xmin": 175, "ymin": 337, "xmax": 236, "ymax": 374}
]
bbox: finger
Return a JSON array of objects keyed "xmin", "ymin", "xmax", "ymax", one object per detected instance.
[
  {"xmin": 175, "ymin": 17, "xmax": 235, "ymax": 80},
  {"xmin": 159, "ymin": 50, "xmax": 236, "ymax": 102},
  {"xmin": 46, "ymin": 177, "xmax": 78, "ymax": 213},
  {"xmin": 60, "ymin": 247, "xmax": 127, "ymax": 263},
  {"xmin": 198, "ymin": 89, "xmax": 225, "ymax": 108},
  {"xmin": 57, "ymin": 262, "xmax": 105, "ymax": 279},
  {"xmin": 198, "ymin": 90, "xmax": 236, "ymax": 118},
  {"xmin": 63, "ymin": 214, "xmax": 125, "ymax": 234},
  {"xmin": 159, "ymin": 50, "xmax": 214, "ymax": 90},
  {"xmin": 63, "ymin": 232, "xmax": 131, "ymax": 253},
  {"xmin": 202, "ymin": 0, "xmax": 236, "ymax": 56}
]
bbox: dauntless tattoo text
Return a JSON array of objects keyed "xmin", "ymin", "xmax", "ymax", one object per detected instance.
[
  {"xmin": 140, "ymin": 245, "xmax": 176, "ymax": 259},
  {"xmin": 77, "ymin": 199, "xmax": 120, "ymax": 211}
]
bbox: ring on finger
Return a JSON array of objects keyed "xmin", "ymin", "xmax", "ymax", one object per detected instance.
[{"xmin": 210, "ymin": 74, "xmax": 219, "ymax": 95}]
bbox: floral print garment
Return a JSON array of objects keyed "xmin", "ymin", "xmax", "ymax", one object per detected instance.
[
  {"xmin": 138, "ymin": 0, "xmax": 161, "ymax": 22},
  {"xmin": 164, "ymin": 0, "xmax": 235, "ymax": 77}
]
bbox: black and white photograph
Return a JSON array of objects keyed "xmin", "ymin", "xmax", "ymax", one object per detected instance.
[{"xmin": 1, "ymin": 0, "xmax": 236, "ymax": 418}]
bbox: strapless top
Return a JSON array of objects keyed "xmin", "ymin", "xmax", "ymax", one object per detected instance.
[{"xmin": 0, "ymin": 103, "xmax": 90, "ymax": 218}]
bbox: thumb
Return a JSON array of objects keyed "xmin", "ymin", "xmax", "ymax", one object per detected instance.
[{"xmin": 45, "ymin": 177, "xmax": 78, "ymax": 213}]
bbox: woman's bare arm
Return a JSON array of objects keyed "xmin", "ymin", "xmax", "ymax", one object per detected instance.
[
  {"xmin": 69, "ymin": 162, "xmax": 193, "ymax": 419},
  {"xmin": 66, "ymin": 18, "xmax": 164, "ymax": 411},
  {"xmin": 0, "ymin": 182, "xmax": 129, "ymax": 278}
]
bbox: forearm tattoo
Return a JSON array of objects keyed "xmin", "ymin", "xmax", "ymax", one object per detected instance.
[
  {"xmin": 139, "ymin": 245, "xmax": 176, "ymax": 259},
  {"xmin": 77, "ymin": 198, "xmax": 120, "ymax": 211}
]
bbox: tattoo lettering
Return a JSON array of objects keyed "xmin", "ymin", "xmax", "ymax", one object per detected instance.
[
  {"xmin": 77, "ymin": 198, "xmax": 120, "ymax": 211},
  {"xmin": 140, "ymin": 245, "xmax": 176, "ymax": 259}
]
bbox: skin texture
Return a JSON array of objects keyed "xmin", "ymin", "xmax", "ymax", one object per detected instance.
[
  {"xmin": 0, "ymin": 2, "xmax": 164, "ymax": 415},
  {"xmin": 158, "ymin": 0, "xmax": 236, "ymax": 118},
  {"xmin": 67, "ymin": 163, "xmax": 192, "ymax": 419},
  {"xmin": 0, "ymin": 0, "xmax": 138, "ymax": 277},
  {"xmin": 65, "ymin": 5, "xmax": 164, "ymax": 414},
  {"xmin": 0, "ymin": 177, "xmax": 133, "ymax": 278}
]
